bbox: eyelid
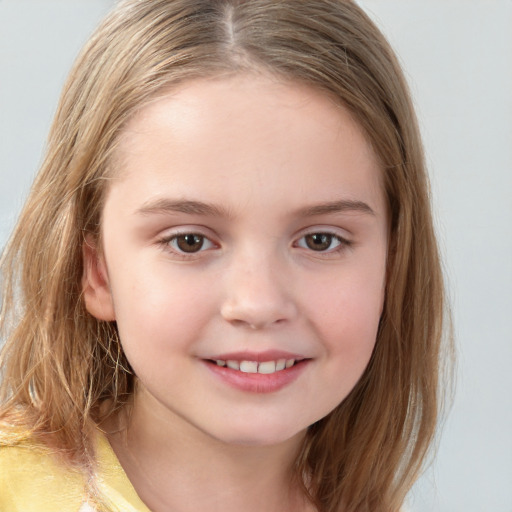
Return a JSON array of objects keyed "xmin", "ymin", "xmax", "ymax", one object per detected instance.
[
  {"xmin": 294, "ymin": 225, "xmax": 352, "ymax": 241},
  {"xmin": 295, "ymin": 233, "xmax": 341, "ymax": 250},
  {"xmin": 157, "ymin": 227, "xmax": 220, "ymax": 257},
  {"xmin": 169, "ymin": 234, "xmax": 215, "ymax": 252},
  {"xmin": 293, "ymin": 227, "xmax": 353, "ymax": 254}
]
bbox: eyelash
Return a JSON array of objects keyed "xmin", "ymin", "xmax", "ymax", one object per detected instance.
[
  {"xmin": 294, "ymin": 232, "xmax": 352, "ymax": 255},
  {"xmin": 158, "ymin": 230, "xmax": 352, "ymax": 259},
  {"xmin": 158, "ymin": 232, "xmax": 216, "ymax": 259}
]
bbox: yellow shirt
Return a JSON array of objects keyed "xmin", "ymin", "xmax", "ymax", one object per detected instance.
[{"xmin": 0, "ymin": 433, "xmax": 151, "ymax": 512}]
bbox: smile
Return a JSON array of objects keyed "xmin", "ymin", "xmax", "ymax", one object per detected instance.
[
  {"xmin": 204, "ymin": 352, "xmax": 309, "ymax": 393},
  {"xmin": 213, "ymin": 359, "xmax": 296, "ymax": 374}
]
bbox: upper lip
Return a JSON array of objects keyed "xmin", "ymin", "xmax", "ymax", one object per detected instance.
[{"xmin": 204, "ymin": 350, "xmax": 306, "ymax": 362}]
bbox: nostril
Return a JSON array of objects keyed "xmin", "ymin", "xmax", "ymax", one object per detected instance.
[
  {"xmin": 220, "ymin": 294, "xmax": 298, "ymax": 329},
  {"xmin": 225, "ymin": 316, "xmax": 288, "ymax": 330}
]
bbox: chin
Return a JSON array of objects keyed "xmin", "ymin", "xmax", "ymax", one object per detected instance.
[{"xmin": 207, "ymin": 422, "xmax": 308, "ymax": 448}]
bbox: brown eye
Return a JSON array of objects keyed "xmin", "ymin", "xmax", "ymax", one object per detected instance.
[
  {"xmin": 174, "ymin": 234, "xmax": 205, "ymax": 253},
  {"xmin": 297, "ymin": 233, "xmax": 344, "ymax": 252},
  {"xmin": 304, "ymin": 233, "xmax": 333, "ymax": 251}
]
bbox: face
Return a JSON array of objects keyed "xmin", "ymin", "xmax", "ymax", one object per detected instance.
[{"xmin": 83, "ymin": 74, "xmax": 388, "ymax": 447}]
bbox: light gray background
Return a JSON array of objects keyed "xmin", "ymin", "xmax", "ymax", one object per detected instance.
[{"xmin": 1, "ymin": 1, "xmax": 511, "ymax": 511}]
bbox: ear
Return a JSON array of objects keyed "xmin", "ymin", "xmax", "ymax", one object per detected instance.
[{"xmin": 82, "ymin": 235, "xmax": 116, "ymax": 321}]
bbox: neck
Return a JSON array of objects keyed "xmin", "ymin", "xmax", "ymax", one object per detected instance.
[{"xmin": 105, "ymin": 390, "xmax": 313, "ymax": 512}]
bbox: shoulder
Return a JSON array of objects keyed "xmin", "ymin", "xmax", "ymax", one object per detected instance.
[{"xmin": 0, "ymin": 441, "xmax": 85, "ymax": 512}]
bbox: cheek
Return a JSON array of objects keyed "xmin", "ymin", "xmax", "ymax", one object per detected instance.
[
  {"xmin": 306, "ymin": 264, "xmax": 385, "ymax": 371},
  {"xmin": 288, "ymin": 271, "xmax": 384, "ymax": 424},
  {"xmin": 110, "ymin": 265, "xmax": 218, "ymax": 362}
]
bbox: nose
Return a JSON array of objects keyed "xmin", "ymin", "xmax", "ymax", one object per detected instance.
[{"xmin": 220, "ymin": 252, "xmax": 298, "ymax": 330}]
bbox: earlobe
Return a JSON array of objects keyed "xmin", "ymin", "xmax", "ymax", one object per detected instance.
[{"xmin": 82, "ymin": 235, "xmax": 116, "ymax": 321}]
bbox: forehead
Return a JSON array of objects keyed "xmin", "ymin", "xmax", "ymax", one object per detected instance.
[{"xmin": 108, "ymin": 73, "xmax": 385, "ymax": 217}]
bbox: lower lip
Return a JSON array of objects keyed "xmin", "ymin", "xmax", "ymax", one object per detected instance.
[{"xmin": 204, "ymin": 360, "xmax": 309, "ymax": 393}]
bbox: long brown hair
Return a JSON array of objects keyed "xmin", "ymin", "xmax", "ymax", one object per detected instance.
[{"xmin": 0, "ymin": 1, "xmax": 452, "ymax": 510}]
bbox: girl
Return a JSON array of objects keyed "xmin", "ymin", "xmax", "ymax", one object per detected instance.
[{"xmin": 0, "ymin": 1, "xmax": 451, "ymax": 511}]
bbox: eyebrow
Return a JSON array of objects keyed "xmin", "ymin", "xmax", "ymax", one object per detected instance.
[
  {"xmin": 297, "ymin": 199, "xmax": 376, "ymax": 217},
  {"xmin": 135, "ymin": 198, "xmax": 375, "ymax": 218},
  {"xmin": 136, "ymin": 198, "xmax": 232, "ymax": 218}
]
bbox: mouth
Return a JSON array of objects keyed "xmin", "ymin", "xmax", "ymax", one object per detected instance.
[
  {"xmin": 203, "ymin": 351, "xmax": 312, "ymax": 393},
  {"xmin": 207, "ymin": 358, "xmax": 300, "ymax": 375},
  {"xmin": 202, "ymin": 351, "xmax": 310, "ymax": 393}
]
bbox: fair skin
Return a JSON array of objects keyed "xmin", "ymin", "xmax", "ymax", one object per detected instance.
[{"xmin": 83, "ymin": 73, "xmax": 388, "ymax": 512}]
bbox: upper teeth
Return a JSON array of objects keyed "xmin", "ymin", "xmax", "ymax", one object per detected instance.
[{"xmin": 215, "ymin": 359, "xmax": 295, "ymax": 374}]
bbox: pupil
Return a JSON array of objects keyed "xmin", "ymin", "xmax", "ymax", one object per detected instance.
[
  {"xmin": 177, "ymin": 234, "xmax": 203, "ymax": 253},
  {"xmin": 306, "ymin": 234, "xmax": 331, "ymax": 251}
]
